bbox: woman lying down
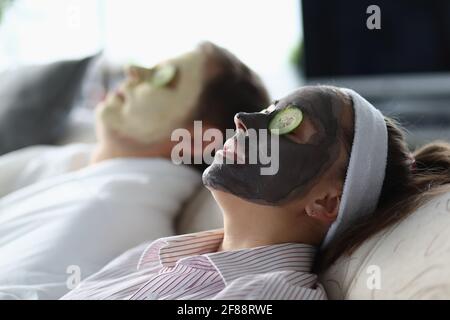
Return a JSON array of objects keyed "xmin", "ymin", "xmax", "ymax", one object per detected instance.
[{"xmin": 62, "ymin": 86, "xmax": 450, "ymax": 300}]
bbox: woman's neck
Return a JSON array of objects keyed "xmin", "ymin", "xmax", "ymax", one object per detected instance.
[{"xmin": 216, "ymin": 195, "xmax": 323, "ymax": 252}]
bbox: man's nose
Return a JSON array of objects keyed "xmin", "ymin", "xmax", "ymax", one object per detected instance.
[{"xmin": 125, "ymin": 65, "xmax": 145, "ymax": 83}]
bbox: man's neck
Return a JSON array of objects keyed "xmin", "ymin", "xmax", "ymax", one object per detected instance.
[{"xmin": 89, "ymin": 143, "xmax": 171, "ymax": 165}]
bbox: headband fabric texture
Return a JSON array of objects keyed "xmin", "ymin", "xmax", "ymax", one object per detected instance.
[{"xmin": 321, "ymin": 88, "xmax": 388, "ymax": 249}]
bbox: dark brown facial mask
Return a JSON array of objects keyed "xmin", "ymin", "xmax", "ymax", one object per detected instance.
[{"xmin": 202, "ymin": 86, "xmax": 345, "ymax": 205}]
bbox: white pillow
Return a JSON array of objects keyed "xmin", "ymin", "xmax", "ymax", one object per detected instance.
[
  {"xmin": 320, "ymin": 191, "xmax": 450, "ymax": 299},
  {"xmin": 176, "ymin": 187, "xmax": 223, "ymax": 234}
]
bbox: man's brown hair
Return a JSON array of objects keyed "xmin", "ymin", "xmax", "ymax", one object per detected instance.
[
  {"xmin": 191, "ymin": 41, "xmax": 270, "ymax": 135},
  {"xmin": 188, "ymin": 41, "xmax": 270, "ymax": 171}
]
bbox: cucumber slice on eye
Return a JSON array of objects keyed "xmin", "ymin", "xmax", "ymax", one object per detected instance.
[
  {"xmin": 151, "ymin": 64, "xmax": 177, "ymax": 87},
  {"xmin": 269, "ymin": 105, "xmax": 303, "ymax": 135}
]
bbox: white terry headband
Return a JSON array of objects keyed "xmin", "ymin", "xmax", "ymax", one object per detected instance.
[{"xmin": 321, "ymin": 88, "xmax": 388, "ymax": 249}]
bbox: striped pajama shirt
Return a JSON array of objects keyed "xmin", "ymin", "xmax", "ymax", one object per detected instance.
[{"xmin": 61, "ymin": 229, "xmax": 327, "ymax": 300}]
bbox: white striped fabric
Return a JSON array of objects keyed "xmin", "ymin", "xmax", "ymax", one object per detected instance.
[{"xmin": 61, "ymin": 229, "xmax": 327, "ymax": 300}]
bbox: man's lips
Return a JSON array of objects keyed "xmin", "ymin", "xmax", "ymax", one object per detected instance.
[
  {"xmin": 111, "ymin": 84, "xmax": 127, "ymax": 103},
  {"xmin": 114, "ymin": 90, "xmax": 125, "ymax": 103}
]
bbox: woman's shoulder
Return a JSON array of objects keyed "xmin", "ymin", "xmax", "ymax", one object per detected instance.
[{"xmin": 214, "ymin": 270, "xmax": 327, "ymax": 300}]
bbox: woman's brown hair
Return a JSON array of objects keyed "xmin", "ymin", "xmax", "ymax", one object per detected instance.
[{"xmin": 317, "ymin": 96, "xmax": 450, "ymax": 272}]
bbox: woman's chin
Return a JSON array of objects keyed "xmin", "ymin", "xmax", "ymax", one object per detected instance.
[{"xmin": 210, "ymin": 188, "xmax": 245, "ymax": 209}]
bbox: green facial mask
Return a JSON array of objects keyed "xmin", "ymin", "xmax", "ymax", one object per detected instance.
[{"xmin": 97, "ymin": 49, "xmax": 206, "ymax": 144}]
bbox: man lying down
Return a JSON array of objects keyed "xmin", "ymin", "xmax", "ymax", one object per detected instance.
[{"xmin": 0, "ymin": 42, "xmax": 269, "ymax": 299}]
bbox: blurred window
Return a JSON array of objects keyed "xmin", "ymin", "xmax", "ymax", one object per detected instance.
[{"xmin": 0, "ymin": 0, "xmax": 303, "ymax": 97}]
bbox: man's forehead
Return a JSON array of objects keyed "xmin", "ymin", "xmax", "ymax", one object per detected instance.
[
  {"xmin": 132, "ymin": 48, "xmax": 205, "ymax": 72},
  {"xmin": 158, "ymin": 48, "xmax": 203, "ymax": 66}
]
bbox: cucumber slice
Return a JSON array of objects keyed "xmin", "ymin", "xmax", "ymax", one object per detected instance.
[
  {"xmin": 151, "ymin": 64, "xmax": 177, "ymax": 87},
  {"xmin": 269, "ymin": 105, "xmax": 303, "ymax": 135}
]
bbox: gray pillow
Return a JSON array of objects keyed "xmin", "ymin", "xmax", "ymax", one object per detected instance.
[{"xmin": 0, "ymin": 55, "xmax": 97, "ymax": 155}]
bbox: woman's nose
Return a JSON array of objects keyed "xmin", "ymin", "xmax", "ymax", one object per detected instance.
[
  {"xmin": 234, "ymin": 112, "xmax": 268, "ymax": 131},
  {"xmin": 234, "ymin": 113, "xmax": 248, "ymax": 132}
]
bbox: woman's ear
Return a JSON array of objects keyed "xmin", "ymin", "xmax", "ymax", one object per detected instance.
[{"xmin": 304, "ymin": 189, "xmax": 341, "ymax": 224}]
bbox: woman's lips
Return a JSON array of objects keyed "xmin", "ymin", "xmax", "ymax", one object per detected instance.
[{"xmin": 220, "ymin": 137, "xmax": 245, "ymax": 163}]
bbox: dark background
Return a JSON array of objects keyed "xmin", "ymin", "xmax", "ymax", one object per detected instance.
[{"xmin": 302, "ymin": 0, "xmax": 450, "ymax": 78}]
